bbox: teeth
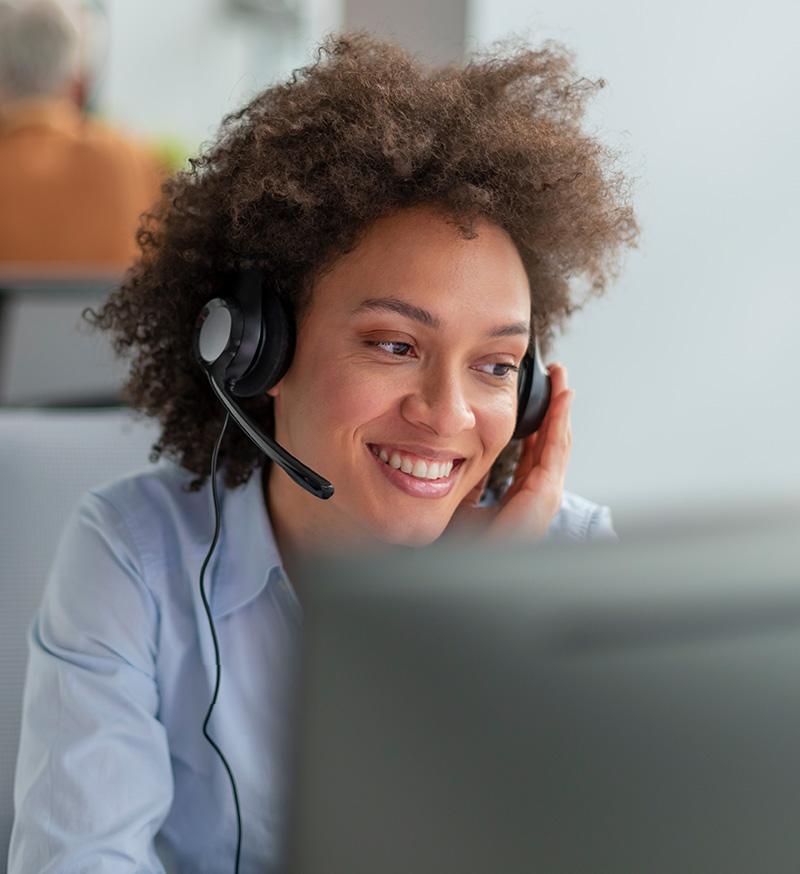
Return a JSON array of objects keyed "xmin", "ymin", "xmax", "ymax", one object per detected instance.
[{"xmin": 372, "ymin": 446, "xmax": 456, "ymax": 481}]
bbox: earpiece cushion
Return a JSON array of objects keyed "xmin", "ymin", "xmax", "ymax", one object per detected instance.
[
  {"xmin": 231, "ymin": 286, "xmax": 295, "ymax": 398},
  {"xmin": 513, "ymin": 344, "xmax": 551, "ymax": 439}
]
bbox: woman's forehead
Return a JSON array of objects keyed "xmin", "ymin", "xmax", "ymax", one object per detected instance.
[
  {"xmin": 308, "ymin": 207, "xmax": 531, "ymax": 321},
  {"xmin": 312, "ymin": 273, "xmax": 532, "ymax": 333}
]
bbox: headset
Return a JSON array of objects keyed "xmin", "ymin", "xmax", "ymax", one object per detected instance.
[{"xmin": 192, "ymin": 268, "xmax": 552, "ymax": 500}]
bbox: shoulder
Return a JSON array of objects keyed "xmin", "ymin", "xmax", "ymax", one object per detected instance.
[
  {"xmin": 80, "ymin": 461, "xmax": 214, "ymax": 573},
  {"xmin": 36, "ymin": 463, "xmax": 206, "ymax": 673},
  {"xmin": 76, "ymin": 115, "xmax": 157, "ymax": 160},
  {"xmin": 78, "ymin": 462, "xmax": 275, "ymax": 618},
  {"xmin": 544, "ymin": 489, "xmax": 618, "ymax": 544},
  {"xmin": 87, "ymin": 460, "xmax": 207, "ymax": 530},
  {"xmin": 49, "ymin": 461, "xmax": 214, "ymax": 608},
  {"xmin": 36, "ymin": 462, "xmax": 222, "ymax": 656},
  {"xmin": 56, "ymin": 114, "xmax": 164, "ymax": 194}
]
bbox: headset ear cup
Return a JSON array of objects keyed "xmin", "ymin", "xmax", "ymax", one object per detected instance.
[
  {"xmin": 512, "ymin": 340, "xmax": 551, "ymax": 439},
  {"xmin": 193, "ymin": 297, "xmax": 243, "ymax": 374},
  {"xmin": 230, "ymin": 281, "xmax": 296, "ymax": 398}
]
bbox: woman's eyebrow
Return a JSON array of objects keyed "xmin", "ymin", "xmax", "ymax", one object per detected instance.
[{"xmin": 351, "ymin": 296, "xmax": 530, "ymax": 339}]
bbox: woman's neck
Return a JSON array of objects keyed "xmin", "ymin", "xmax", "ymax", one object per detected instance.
[{"xmin": 262, "ymin": 463, "xmax": 373, "ymax": 592}]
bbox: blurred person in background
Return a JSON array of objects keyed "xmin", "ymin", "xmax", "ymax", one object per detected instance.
[{"xmin": 0, "ymin": 0, "xmax": 163, "ymax": 266}]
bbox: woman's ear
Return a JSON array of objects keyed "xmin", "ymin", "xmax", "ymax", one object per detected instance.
[{"xmin": 266, "ymin": 380, "xmax": 282, "ymax": 399}]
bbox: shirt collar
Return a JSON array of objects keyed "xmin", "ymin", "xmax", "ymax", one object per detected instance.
[{"xmin": 205, "ymin": 465, "xmax": 287, "ymax": 619}]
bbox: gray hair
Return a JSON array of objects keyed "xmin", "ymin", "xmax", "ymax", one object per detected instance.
[{"xmin": 0, "ymin": 0, "xmax": 79, "ymax": 100}]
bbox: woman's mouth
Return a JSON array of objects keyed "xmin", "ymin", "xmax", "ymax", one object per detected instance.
[{"xmin": 365, "ymin": 444, "xmax": 465, "ymax": 499}]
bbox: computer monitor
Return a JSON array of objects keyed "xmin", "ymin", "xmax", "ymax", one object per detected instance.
[{"xmin": 286, "ymin": 507, "xmax": 800, "ymax": 874}]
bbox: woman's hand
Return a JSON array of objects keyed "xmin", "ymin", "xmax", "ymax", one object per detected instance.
[{"xmin": 445, "ymin": 363, "xmax": 574, "ymax": 544}]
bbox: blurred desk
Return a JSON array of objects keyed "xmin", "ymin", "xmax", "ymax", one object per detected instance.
[
  {"xmin": 0, "ymin": 264, "xmax": 124, "ymax": 404},
  {"xmin": 0, "ymin": 262, "xmax": 123, "ymax": 295}
]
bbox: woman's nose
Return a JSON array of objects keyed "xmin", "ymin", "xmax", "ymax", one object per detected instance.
[{"xmin": 401, "ymin": 367, "xmax": 477, "ymax": 437}]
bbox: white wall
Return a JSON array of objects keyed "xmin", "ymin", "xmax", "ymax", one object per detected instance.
[
  {"xmin": 343, "ymin": 0, "xmax": 465, "ymax": 64},
  {"xmin": 468, "ymin": 0, "xmax": 800, "ymax": 524},
  {"xmin": 101, "ymin": 0, "xmax": 343, "ymax": 147}
]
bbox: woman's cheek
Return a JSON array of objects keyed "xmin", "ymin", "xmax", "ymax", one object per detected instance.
[
  {"xmin": 477, "ymin": 391, "xmax": 518, "ymax": 451},
  {"xmin": 316, "ymin": 368, "xmax": 392, "ymax": 432}
]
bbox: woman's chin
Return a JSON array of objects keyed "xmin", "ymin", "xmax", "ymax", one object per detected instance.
[{"xmin": 368, "ymin": 515, "xmax": 451, "ymax": 548}]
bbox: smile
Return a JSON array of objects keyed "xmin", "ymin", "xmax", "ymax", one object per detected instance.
[{"xmin": 366, "ymin": 444, "xmax": 465, "ymax": 499}]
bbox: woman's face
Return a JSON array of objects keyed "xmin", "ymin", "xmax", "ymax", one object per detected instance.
[{"xmin": 267, "ymin": 204, "xmax": 532, "ymax": 547}]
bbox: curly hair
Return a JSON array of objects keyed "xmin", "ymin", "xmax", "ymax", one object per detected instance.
[{"xmin": 83, "ymin": 31, "xmax": 639, "ymax": 495}]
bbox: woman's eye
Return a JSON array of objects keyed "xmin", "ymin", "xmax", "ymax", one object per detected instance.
[
  {"xmin": 367, "ymin": 340, "xmax": 412, "ymax": 358},
  {"xmin": 365, "ymin": 341, "xmax": 518, "ymax": 382},
  {"xmin": 477, "ymin": 362, "xmax": 519, "ymax": 380}
]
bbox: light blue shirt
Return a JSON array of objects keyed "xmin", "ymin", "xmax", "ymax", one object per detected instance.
[{"xmin": 9, "ymin": 460, "xmax": 617, "ymax": 873}]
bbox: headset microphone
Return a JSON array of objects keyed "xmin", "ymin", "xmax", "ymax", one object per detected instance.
[{"xmin": 200, "ymin": 359, "xmax": 334, "ymax": 500}]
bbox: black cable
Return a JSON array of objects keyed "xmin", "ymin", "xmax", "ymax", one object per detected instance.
[{"xmin": 198, "ymin": 412, "xmax": 243, "ymax": 874}]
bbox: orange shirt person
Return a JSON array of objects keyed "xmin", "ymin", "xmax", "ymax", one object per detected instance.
[{"xmin": 0, "ymin": 0, "xmax": 163, "ymax": 266}]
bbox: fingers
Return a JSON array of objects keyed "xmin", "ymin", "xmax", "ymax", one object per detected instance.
[
  {"xmin": 547, "ymin": 361, "xmax": 569, "ymax": 400},
  {"xmin": 522, "ymin": 362, "xmax": 569, "ymax": 466},
  {"xmin": 539, "ymin": 381, "xmax": 573, "ymax": 479},
  {"xmin": 526, "ymin": 361, "xmax": 568, "ymax": 459},
  {"xmin": 504, "ymin": 362, "xmax": 571, "ymax": 502},
  {"xmin": 524, "ymin": 365, "xmax": 573, "ymax": 477},
  {"xmin": 450, "ymin": 362, "xmax": 573, "ymax": 545}
]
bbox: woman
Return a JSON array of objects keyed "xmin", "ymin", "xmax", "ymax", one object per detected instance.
[{"xmin": 10, "ymin": 33, "xmax": 638, "ymax": 874}]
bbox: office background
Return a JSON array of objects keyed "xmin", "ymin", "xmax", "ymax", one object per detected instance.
[
  {"xmin": 1, "ymin": 2, "xmax": 797, "ymax": 869},
  {"xmin": 2, "ymin": 0, "xmax": 797, "ymax": 526}
]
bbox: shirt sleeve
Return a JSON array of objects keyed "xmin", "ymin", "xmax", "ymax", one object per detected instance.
[
  {"xmin": 8, "ymin": 492, "xmax": 173, "ymax": 873},
  {"xmin": 585, "ymin": 503, "xmax": 619, "ymax": 542}
]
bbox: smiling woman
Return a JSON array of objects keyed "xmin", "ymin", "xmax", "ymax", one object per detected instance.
[
  {"xmin": 82, "ymin": 30, "xmax": 639, "ymax": 501},
  {"xmin": 10, "ymin": 31, "xmax": 640, "ymax": 874},
  {"xmin": 261, "ymin": 204, "xmax": 537, "ymax": 555}
]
